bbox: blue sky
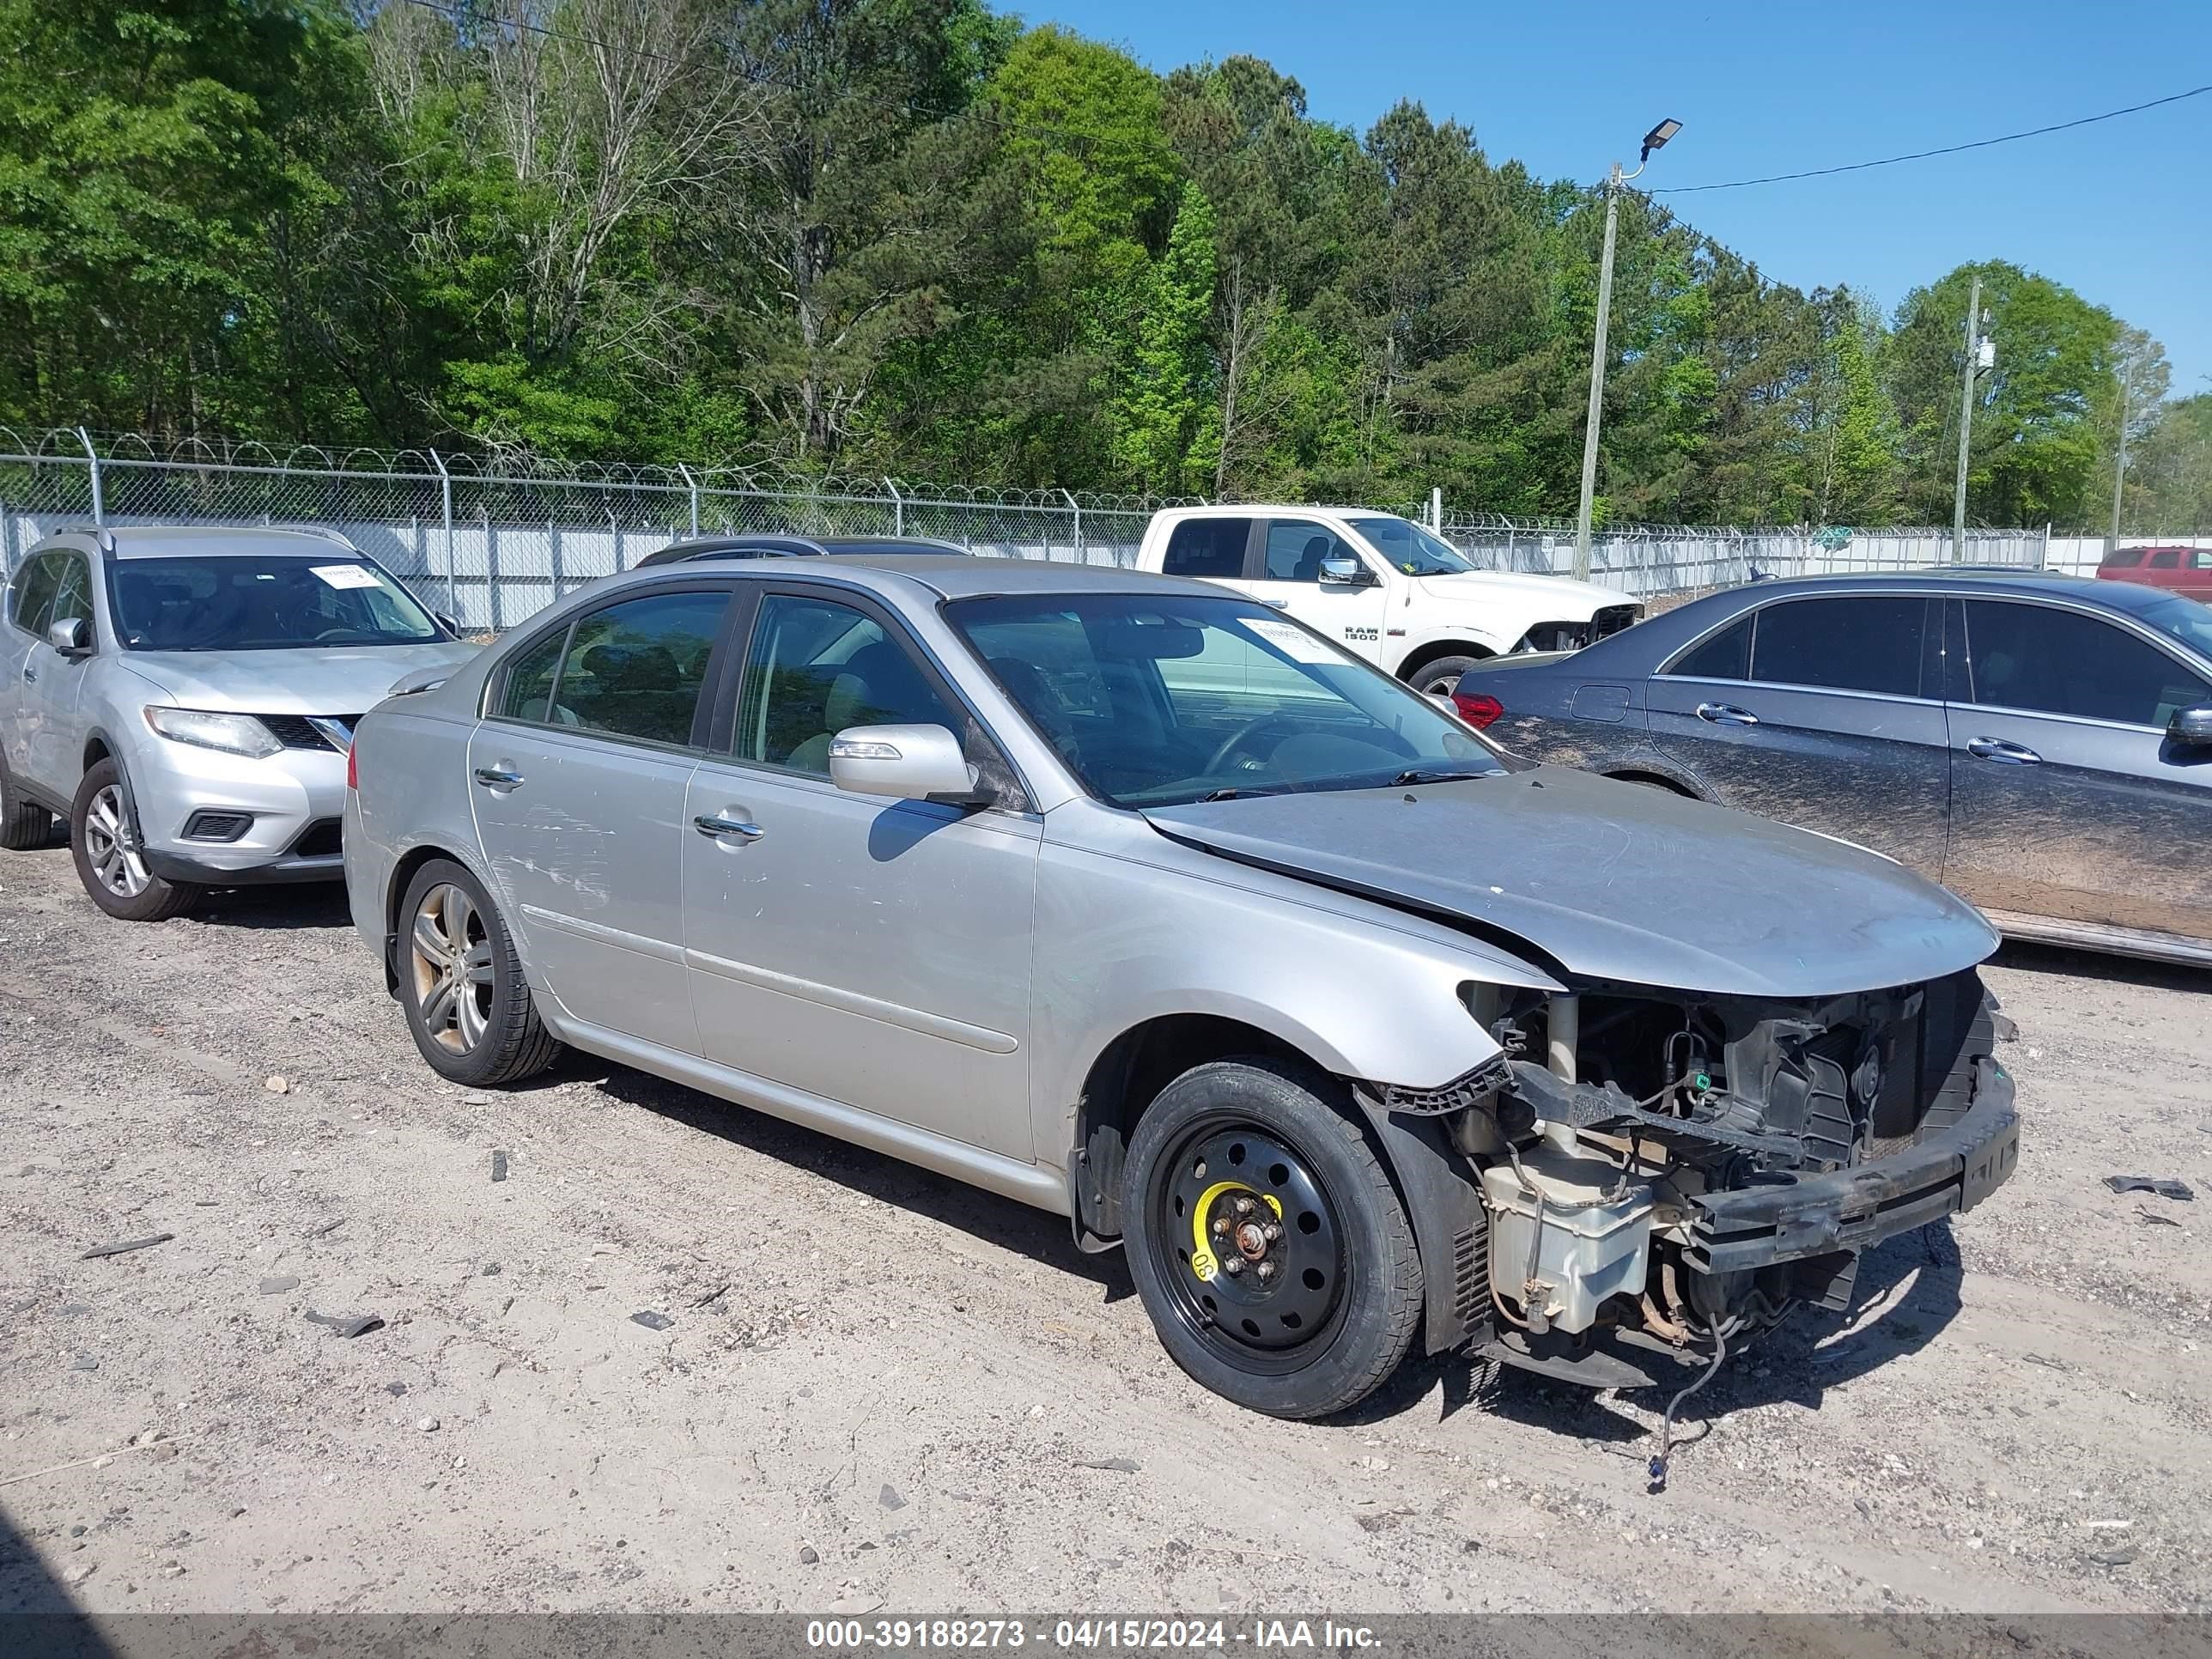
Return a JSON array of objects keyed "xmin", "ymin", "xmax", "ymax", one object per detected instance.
[{"xmin": 1031, "ymin": 0, "xmax": 2212, "ymax": 394}]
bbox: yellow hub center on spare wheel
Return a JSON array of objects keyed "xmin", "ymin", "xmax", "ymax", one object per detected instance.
[{"xmin": 1188, "ymin": 1182, "xmax": 1283, "ymax": 1283}]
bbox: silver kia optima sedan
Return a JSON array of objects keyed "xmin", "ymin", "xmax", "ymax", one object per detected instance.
[
  {"xmin": 344, "ymin": 557, "xmax": 2018, "ymax": 1421},
  {"xmin": 0, "ymin": 526, "xmax": 473, "ymax": 920}
]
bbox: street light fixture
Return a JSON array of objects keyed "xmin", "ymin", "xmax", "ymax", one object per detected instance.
[{"xmin": 1573, "ymin": 117, "xmax": 1684, "ymax": 582}]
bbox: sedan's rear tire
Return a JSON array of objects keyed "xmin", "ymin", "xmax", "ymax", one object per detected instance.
[
  {"xmin": 70, "ymin": 760, "xmax": 201, "ymax": 921},
  {"xmin": 1122, "ymin": 1058, "xmax": 1422, "ymax": 1419},
  {"xmin": 397, "ymin": 858, "xmax": 561, "ymax": 1086}
]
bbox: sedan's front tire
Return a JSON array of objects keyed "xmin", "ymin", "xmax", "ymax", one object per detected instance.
[
  {"xmin": 397, "ymin": 858, "xmax": 561, "ymax": 1086},
  {"xmin": 1123, "ymin": 1058, "xmax": 1423, "ymax": 1419},
  {"xmin": 70, "ymin": 760, "xmax": 201, "ymax": 921}
]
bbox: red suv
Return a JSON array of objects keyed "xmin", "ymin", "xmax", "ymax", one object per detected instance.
[{"xmin": 2099, "ymin": 544, "xmax": 2212, "ymax": 601}]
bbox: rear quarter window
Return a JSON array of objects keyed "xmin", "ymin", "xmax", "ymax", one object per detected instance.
[{"xmin": 1663, "ymin": 613, "xmax": 1752, "ymax": 680}]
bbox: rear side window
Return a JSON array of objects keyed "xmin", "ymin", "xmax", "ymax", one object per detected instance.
[
  {"xmin": 1161, "ymin": 518, "xmax": 1250, "ymax": 579},
  {"xmin": 497, "ymin": 590, "xmax": 728, "ymax": 746},
  {"xmin": 2149, "ymin": 549, "xmax": 2184, "ymax": 570},
  {"xmin": 2103, "ymin": 548, "xmax": 2143, "ymax": 568},
  {"xmin": 1961, "ymin": 600, "xmax": 2210, "ymax": 727},
  {"xmin": 1750, "ymin": 596, "xmax": 1924, "ymax": 697},
  {"xmin": 9, "ymin": 554, "xmax": 64, "ymax": 635},
  {"xmin": 1665, "ymin": 614, "xmax": 1752, "ymax": 680}
]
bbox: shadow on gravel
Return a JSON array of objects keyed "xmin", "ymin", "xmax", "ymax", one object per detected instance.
[
  {"xmin": 180, "ymin": 884, "xmax": 355, "ymax": 931},
  {"xmin": 584, "ymin": 1061, "xmax": 1137, "ymax": 1304},
  {"xmin": 1992, "ymin": 938, "xmax": 2212, "ymax": 993},
  {"xmin": 0, "ymin": 1500, "xmax": 114, "ymax": 1635}
]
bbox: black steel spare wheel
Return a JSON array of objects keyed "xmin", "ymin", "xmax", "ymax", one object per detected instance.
[{"xmin": 1123, "ymin": 1058, "xmax": 1421, "ymax": 1419}]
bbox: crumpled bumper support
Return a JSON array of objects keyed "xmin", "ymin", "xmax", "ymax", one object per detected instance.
[{"xmin": 1684, "ymin": 1058, "xmax": 2019, "ymax": 1276}]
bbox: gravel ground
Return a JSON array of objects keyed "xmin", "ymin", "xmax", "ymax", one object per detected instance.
[{"xmin": 2, "ymin": 836, "xmax": 2209, "ymax": 1617}]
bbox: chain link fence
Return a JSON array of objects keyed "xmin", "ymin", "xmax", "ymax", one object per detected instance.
[{"xmin": 0, "ymin": 427, "xmax": 2116, "ymax": 629}]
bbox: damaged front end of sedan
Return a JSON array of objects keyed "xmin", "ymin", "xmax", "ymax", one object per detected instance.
[{"xmin": 1368, "ymin": 968, "xmax": 2020, "ymax": 1401}]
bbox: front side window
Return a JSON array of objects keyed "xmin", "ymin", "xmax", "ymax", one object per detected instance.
[
  {"xmin": 733, "ymin": 594, "xmax": 963, "ymax": 776},
  {"xmin": 1160, "ymin": 518, "xmax": 1251, "ymax": 580},
  {"xmin": 1260, "ymin": 520, "xmax": 1355, "ymax": 583},
  {"xmin": 1343, "ymin": 515, "xmax": 1478, "ymax": 577},
  {"xmin": 49, "ymin": 556, "xmax": 94, "ymax": 633},
  {"xmin": 9, "ymin": 554, "xmax": 64, "ymax": 635},
  {"xmin": 1748, "ymin": 596, "xmax": 1924, "ymax": 697},
  {"xmin": 1962, "ymin": 600, "xmax": 2210, "ymax": 728},
  {"xmin": 107, "ymin": 555, "xmax": 441, "ymax": 652},
  {"xmin": 948, "ymin": 593, "xmax": 1506, "ymax": 808}
]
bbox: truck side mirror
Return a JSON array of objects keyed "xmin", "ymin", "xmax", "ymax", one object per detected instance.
[{"xmin": 1318, "ymin": 555, "xmax": 1375, "ymax": 587}]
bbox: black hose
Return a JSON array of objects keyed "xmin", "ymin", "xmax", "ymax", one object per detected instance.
[{"xmin": 1647, "ymin": 1321, "xmax": 1728, "ymax": 1494}]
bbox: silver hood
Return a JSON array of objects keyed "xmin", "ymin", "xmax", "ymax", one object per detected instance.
[
  {"xmin": 1142, "ymin": 766, "xmax": 1998, "ymax": 999},
  {"xmin": 118, "ymin": 641, "xmax": 481, "ymax": 714}
]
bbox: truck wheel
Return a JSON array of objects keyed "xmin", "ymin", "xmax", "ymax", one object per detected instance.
[
  {"xmin": 1122, "ymin": 1058, "xmax": 1422, "ymax": 1419},
  {"xmin": 1407, "ymin": 654, "xmax": 1482, "ymax": 698},
  {"xmin": 70, "ymin": 759, "xmax": 202, "ymax": 921},
  {"xmin": 397, "ymin": 858, "xmax": 562, "ymax": 1086}
]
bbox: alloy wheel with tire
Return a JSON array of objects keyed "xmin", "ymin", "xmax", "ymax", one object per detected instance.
[
  {"xmin": 1122, "ymin": 1058, "xmax": 1422, "ymax": 1419},
  {"xmin": 0, "ymin": 751, "xmax": 52, "ymax": 851},
  {"xmin": 69, "ymin": 758, "xmax": 201, "ymax": 921},
  {"xmin": 1410, "ymin": 653, "xmax": 1483, "ymax": 699},
  {"xmin": 397, "ymin": 858, "xmax": 562, "ymax": 1086}
]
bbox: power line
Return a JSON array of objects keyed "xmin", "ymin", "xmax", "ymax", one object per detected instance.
[{"xmin": 1656, "ymin": 83, "xmax": 2212, "ymax": 194}]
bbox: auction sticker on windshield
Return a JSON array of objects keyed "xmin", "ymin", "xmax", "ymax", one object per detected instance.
[
  {"xmin": 311, "ymin": 563, "xmax": 382, "ymax": 589},
  {"xmin": 1237, "ymin": 615, "xmax": 1339, "ymax": 665}
]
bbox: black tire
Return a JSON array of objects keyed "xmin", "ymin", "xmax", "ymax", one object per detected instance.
[
  {"xmin": 69, "ymin": 758, "xmax": 202, "ymax": 921},
  {"xmin": 1122, "ymin": 1057, "xmax": 1422, "ymax": 1419},
  {"xmin": 1407, "ymin": 653, "xmax": 1484, "ymax": 699},
  {"xmin": 0, "ymin": 750, "xmax": 52, "ymax": 850},
  {"xmin": 396, "ymin": 857, "xmax": 562, "ymax": 1086}
]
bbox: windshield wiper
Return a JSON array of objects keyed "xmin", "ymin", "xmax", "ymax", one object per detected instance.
[{"xmin": 1393, "ymin": 769, "xmax": 1493, "ymax": 787}]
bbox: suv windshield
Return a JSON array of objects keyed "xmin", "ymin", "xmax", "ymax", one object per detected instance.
[
  {"xmin": 2132, "ymin": 591, "xmax": 2212, "ymax": 663},
  {"xmin": 108, "ymin": 555, "xmax": 442, "ymax": 652},
  {"xmin": 1344, "ymin": 515, "xmax": 1478, "ymax": 577},
  {"xmin": 947, "ymin": 592, "xmax": 1509, "ymax": 808}
]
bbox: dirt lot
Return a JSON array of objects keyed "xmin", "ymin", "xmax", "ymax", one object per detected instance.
[{"xmin": 3, "ymin": 837, "xmax": 2209, "ymax": 1618}]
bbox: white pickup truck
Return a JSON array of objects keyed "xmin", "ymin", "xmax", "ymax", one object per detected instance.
[{"xmin": 1133, "ymin": 505, "xmax": 1642, "ymax": 696}]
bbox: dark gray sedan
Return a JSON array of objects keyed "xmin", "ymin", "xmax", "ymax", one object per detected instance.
[{"xmin": 1451, "ymin": 572, "xmax": 2212, "ymax": 967}]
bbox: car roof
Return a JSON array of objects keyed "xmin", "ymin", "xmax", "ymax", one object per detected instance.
[
  {"xmin": 598, "ymin": 554, "xmax": 1231, "ymax": 605},
  {"xmin": 36, "ymin": 525, "xmax": 360, "ymax": 562},
  {"xmin": 1706, "ymin": 568, "xmax": 2119, "ymax": 603},
  {"xmin": 1159, "ymin": 503, "xmax": 1397, "ymax": 519}
]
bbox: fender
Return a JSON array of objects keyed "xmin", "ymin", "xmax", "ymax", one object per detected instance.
[{"xmin": 1352, "ymin": 1091, "xmax": 1492, "ymax": 1356}]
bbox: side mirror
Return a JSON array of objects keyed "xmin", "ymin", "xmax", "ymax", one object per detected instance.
[
  {"xmin": 2169, "ymin": 705, "xmax": 2212, "ymax": 747},
  {"xmin": 1318, "ymin": 555, "xmax": 1375, "ymax": 587},
  {"xmin": 433, "ymin": 612, "xmax": 464, "ymax": 638},
  {"xmin": 46, "ymin": 616, "xmax": 91, "ymax": 658},
  {"xmin": 829, "ymin": 723, "xmax": 984, "ymax": 805}
]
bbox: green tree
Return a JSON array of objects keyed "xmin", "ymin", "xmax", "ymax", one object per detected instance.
[{"xmin": 1113, "ymin": 180, "xmax": 1218, "ymax": 493}]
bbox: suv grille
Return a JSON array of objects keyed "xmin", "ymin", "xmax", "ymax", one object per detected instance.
[{"xmin": 256, "ymin": 714, "xmax": 363, "ymax": 752}]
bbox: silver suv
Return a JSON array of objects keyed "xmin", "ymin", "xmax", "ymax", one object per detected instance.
[
  {"xmin": 345, "ymin": 556, "xmax": 2018, "ymax": 1422},
  {"xmin": 0, "ymin": 526, "xmax": 473, "ymax": 920}
]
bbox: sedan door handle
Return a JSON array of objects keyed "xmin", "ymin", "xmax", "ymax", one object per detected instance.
[
  {"xmin": 693, "ymin": 812, "xmax": 764, "ymax": 841},
  {"xmin": 21, "ymin": 663, "xmax": 35, "ymax": 684},
  {"xmin": 1694, "ymin": 701, "xmax": 1759, "ymax": 726},
  {"xmin": 472, "ymin": 764, "xmax": 524, "ymax": 788},
  {"xmin": 1966, "ymin": 736, "xmax": 2042, "ymax": 765}
]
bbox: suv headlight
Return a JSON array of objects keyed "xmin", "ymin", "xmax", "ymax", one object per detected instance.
[{"xmin": 143, "ymin": 706, "xmax": 284, "ymax": 759}]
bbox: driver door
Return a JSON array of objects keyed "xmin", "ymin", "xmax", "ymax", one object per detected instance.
[
  {"xmin": 1234, "ymin": 518, "xmax": 1389, "ymax": 665},
  {"xmin": 20, "ymin": 550, "xmax": 98, "ymax": 794}
]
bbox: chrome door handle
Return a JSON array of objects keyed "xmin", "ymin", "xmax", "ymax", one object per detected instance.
[
  {"xmin": 21, "ymin": 665, "xmax": 34, "ymax": 684},
  {"xmin": 472, "ymin": 764, "xmax": 523, "ymax": 787},
  {"xmin": 694, "ymin": 812, "xmax": 764, "ymax": 841},
  {"xmin": 1966, "ymin": 736, "xmax": 2041, "ymax": 765},
  {"xmin": 1695, "ymin": 702, "xmax": 1759, "ymax": 726}
]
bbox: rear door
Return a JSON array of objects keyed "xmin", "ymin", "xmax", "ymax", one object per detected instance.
[
  {"xmin": 1237, "ymin": 517, "xmax": 1389, "ymax": 665},
  {"xmin": 1944, "ymin": 596, "xmax": 2212, "ymax": 944},
  {"xmin": 1645, "ymin": 592, "xmax": 1950, "ymax": 874},
  {"xmin": 466, "ymin": 582, "xmax": 736, "ymax": 1054}
]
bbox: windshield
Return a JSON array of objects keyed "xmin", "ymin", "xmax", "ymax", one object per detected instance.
[
  {"xmin": 946, "ymin": 592, "xmax": 1510, "ymax": 808},
  {"xmin": 2133, "ymin": 591, "xmax": 2212, "ymax": 664},
  {"xmin": 108, "ymin": 556, "xmax": 442, "ymax": 652},
  {"xmin": 1344, "ymin": 515, "xmax": 1479, "ymax": 577}
]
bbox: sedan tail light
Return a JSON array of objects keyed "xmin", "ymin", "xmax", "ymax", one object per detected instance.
[
  {"xmin": 345, "ymin": 740, "xmax": 358, "ymax": 792},
  {"xmin": 1451, "ymin": 691, "xmax": 1504, "ymax": 729}
]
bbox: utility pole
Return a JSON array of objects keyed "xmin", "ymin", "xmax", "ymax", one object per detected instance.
[
  {"xmin": 1573, "ymin": 118, "xmax": 1680, "ymax": 583},
  {"xmin": 1951, "ymin": 274, "xmax": 1982, "ymax": 562},
  {"xmin": 2108, "ymin": 356, "xmax": 2130, "ymax": 551}
]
